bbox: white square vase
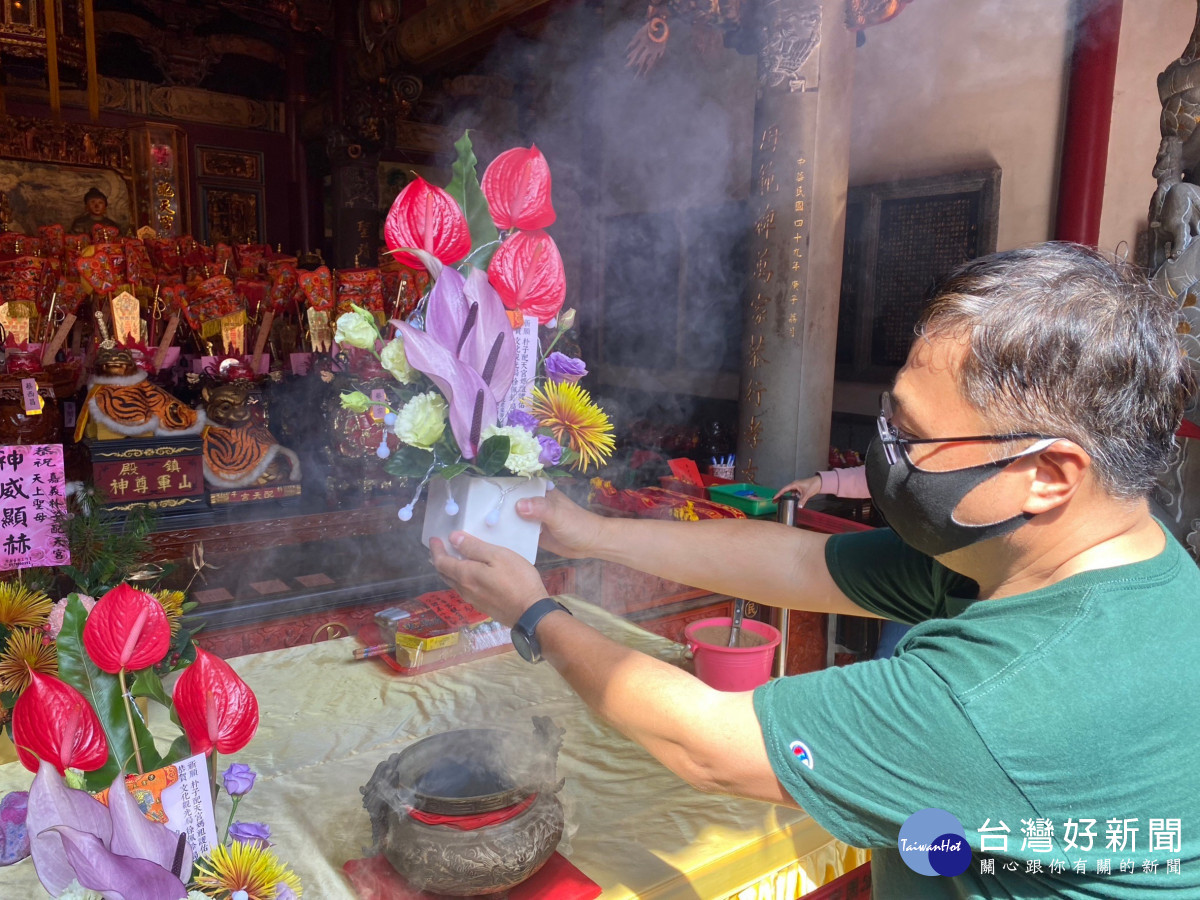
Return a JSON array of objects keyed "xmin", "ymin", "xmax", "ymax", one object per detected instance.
[{"xmin": 421, "ymin": 474, "xmax": 548, "ymax": 564}]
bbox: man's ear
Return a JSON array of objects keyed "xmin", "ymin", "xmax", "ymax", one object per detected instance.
[{"xmin": 1023, "ymin": 442, "xmax": 1091, "ymax": 514}]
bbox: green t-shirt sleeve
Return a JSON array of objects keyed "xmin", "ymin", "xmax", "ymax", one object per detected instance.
[
  {"xmin": 824, "ymin": 528, "xmax": 977, "ymax": 625},
  {"xmin": 753, "ymin": 654, "xmax": 1025, "ymax": 850}
]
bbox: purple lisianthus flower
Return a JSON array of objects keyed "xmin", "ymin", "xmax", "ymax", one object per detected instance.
[
  {"xmin": 221, "ymin": 763, "xmax": 256, "ymax": 797},
  {"xmin": 228, "ymin": 821, "xmax": 272, "ymax": 848},
  {"xmin": 505, "ymin": 409, "xmax": 539, "ymax": 432},
  {"xmin": 544, "ymin": 352, "xmax": 587, "ymax": 384},
  {"xmin": 275, "ymin": 885, "xmax": 299, "ymax": 900},
  {"xmin": 537, "ymin": 435, "xmax": 563, "ymax": 467}
]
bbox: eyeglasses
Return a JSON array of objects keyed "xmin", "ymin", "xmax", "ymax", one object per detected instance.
[{"xmin": 876, "ymin": 391, "xmax": 1059, "ymax": 466}]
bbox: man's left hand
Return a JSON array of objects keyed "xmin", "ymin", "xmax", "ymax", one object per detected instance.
[{"xmin": 429, "ymin": 532, "xmax": 548, "ymax": 626}]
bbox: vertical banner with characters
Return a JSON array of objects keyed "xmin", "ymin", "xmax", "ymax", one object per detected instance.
[{"xmin": 0, "ymin": 444, "xmax": 70, "ymax": 570}]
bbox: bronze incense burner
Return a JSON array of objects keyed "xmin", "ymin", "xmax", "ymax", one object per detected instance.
[{"xmin": 361, "ymin": 717, "xmax": 566, "ymax": 896}]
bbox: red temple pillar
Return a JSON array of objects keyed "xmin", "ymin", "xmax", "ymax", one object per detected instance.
[{"xmin": 1054, "ymin": 0, "xmax": 1124, "ymax": 246}]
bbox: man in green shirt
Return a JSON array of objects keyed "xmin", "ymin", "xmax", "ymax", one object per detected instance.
[{"xmin": 431, "ymin": 243, "xmax": 1199, "ymax": 897}]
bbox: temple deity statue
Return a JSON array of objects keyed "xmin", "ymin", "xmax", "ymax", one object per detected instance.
[
  {"xmin": 74, "ymin": 347, "xmax": 205, "ymax": 441},
  {"xmin": 201, "ymin": 381, "xmax": 301, "ymax": 490}
]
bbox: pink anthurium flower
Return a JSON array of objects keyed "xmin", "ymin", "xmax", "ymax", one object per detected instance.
[
  {"xmin": 487, "ymin": 229, "xmax": 566, "ymax": 326},
  {"xmin": 26, "ymin": 760, "xmax": 192, "ymax": 899},
  {"xmin": 482, "ymin": 145, "xmax": 556, "ymax": 230},
  {"xmin": 393, "ymin": 263, "xmax": 516, "ymax": 459},
  {"xmin": 172, "ymin": 647, "xmax": 259, "ymax": 757},
  {"xmin": 12, "ymin": 672, "xmax": 109, "ymax": 775},
  {"xmin": 384, "ymin": 177, "xmax": 472, "ymax": 273},
  {"xmin": 82, "ymin": 584, "xmax": 171, "ymax": 674}
]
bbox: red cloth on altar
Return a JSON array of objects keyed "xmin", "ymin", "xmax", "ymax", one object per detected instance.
[
  {"xmin": 588, "ymin": 480, "xmax": 747, "ymax": 520},
  {"xmin": 406, "ymin": 793, "xmax": 536, "ymax": 829},
  {"xmin": 342, "ymin": 852, "xmax": 601, "ymax": 900}
]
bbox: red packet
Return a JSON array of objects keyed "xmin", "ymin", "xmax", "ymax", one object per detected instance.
[
  {"xmin": 342, "ymin": 852, "xmax": 601, "ymax": 900},
  {"xmin": 668, "ymin": 457, "xmax": 704, "ymax": 486}
]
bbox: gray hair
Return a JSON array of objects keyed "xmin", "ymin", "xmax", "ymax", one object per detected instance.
[{"xmin": 916, "ymin": 242, "xmax": 1193, "ymax": 499}]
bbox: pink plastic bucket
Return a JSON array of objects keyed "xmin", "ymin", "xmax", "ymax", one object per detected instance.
[{"xmin": 684, "ymin": 616, "xmax": 781, "ymax": 692}]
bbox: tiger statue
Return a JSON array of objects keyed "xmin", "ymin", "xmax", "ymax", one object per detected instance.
[
  {"xmin": 74, "ymin": 347, "xmax": 205, "ymax": 442},
  {"xmin": 201, "ymin": 381, "xmax": 300, "ymax": 490}
]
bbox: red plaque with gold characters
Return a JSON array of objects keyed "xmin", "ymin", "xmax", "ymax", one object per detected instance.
[{"xmin": 87, "ymin": 437, "xmax": 207, "ymax": 512}]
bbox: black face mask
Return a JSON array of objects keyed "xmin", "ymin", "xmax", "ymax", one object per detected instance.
[{"xmin": 864, "ymin": 437, "xmax": 1048, "ymax": 557}]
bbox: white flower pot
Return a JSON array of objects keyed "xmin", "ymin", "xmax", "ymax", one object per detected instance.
[{"xmin": 422, "ymin": 474, "xmax": 548, "ymax": 564}]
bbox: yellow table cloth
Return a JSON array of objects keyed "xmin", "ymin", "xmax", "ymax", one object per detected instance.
[{"xmin": 0, "ymin": 597, "xmax": 866, "ymax": 899}]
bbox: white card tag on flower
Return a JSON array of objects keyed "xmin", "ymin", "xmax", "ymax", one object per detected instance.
[
  {"xmin": 499, "ymin": 318, "xmax": 539, "ymax": 423},
  {"xmin": 20, "ymin": 378, "xmax": 42, "ymax": 415},
  {"xmin": 99, "ymin": 751, "xmax": 219, "ymax": 858}
]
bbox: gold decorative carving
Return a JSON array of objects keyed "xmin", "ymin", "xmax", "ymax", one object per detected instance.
[
  {"xmin": 0, "ymin": 116, "xmax": 132, "ymax": 176},
  {"xmin": 397, "ymin": 0, "xmax": 551, "ymax": 64},
  {"xmin": 745, "ymin": 414, "xmax": 764, "ymax": 449},
  {"xmin": 89, "ymin": 446, "xmax": 200, "ymax": 460},
  {"xmin": 107, "ymin": 498, "xmax": 198, "ymax": 511},
  {"xmin": 148, "ymin": 85, "xmax": 273, "ymax": 130},
  {"xmin": 748, "ymin": 334, "xmax": 768, "ymax": 369}
]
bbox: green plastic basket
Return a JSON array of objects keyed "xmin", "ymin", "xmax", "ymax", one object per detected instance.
[{"xmin": 706, "ymin": 483, "xmax": 778, "ymax": 517}]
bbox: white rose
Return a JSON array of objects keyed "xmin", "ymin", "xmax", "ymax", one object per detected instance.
[
  {"xmin": 481, "ymin": 424, "xmax": 544, "ymax": 477},
  {"xmin": 393, "ymin": 392, "xmax": 447, "ymax": 449},
  {"xmin": 380, "ymin": 337, "xmax": 417, "ymax": 384},
  {"xmin": 334, "ymin": 303, "xmax": 379, "ymax": 350}
]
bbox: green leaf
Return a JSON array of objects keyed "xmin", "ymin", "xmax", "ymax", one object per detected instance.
[
  {"xmin": 164, "ymin": 734, "xmax": 192, "ymax": 767},
  {"xmin": 437, "ymin": 462, "xmax": 470, "ymax": 482},
  {"xmin": 445, "ymin": 131, "xmax": 499, "ymax": 264},
  {"xmin": 384, "ymin": 446, "xmax": 436, "ymax": 478},
  {"xmin": 130, "ymin": 669, "xmax": 172, "ymax": 709},
  {"xmin": 463, "ymin": 239, "xmax": 501, "ymax": 272},
  {"xmin": 57, "ymin": 597, "xmax": 166, "ymax": 788},
  {"xmin": 474, "ymin": 435, "xmax": 510, "ymax": 476}
]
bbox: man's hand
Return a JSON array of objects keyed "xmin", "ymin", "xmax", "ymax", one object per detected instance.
[
  {"xmin": 430, "ymin": 532, "xmax": 549, "ymax": 626},
  {"xmin": 514, "ymin": 487, "xmax": 607, "ymax": 559}
]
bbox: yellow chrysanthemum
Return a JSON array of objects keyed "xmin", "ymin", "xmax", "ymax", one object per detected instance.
[
  {"xmin": 527, "ymin": 381, "xmax": 615, "ymax": 473},
  {"xmin": 153, "ymin": 590, "xmax": 186, "ymax": 636},
  {"xmin": 0, "ymin": 628, "xmax": 58, "ymax": 694},
  {"xmin": 191, "ymin": 842, "xmax": 302, "ymax": 900},
  {"xmin": 0, "ymin": 583, "xmax": 52, "ymax": 630}
]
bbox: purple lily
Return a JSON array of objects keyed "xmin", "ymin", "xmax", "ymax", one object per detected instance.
[
  {"xmin": 393, "ymin": 258, "xmax": 516, "ymax": 459},
  {"xmin": 26, "ymin": 760, "xmax": 192, "ymax": 899}
]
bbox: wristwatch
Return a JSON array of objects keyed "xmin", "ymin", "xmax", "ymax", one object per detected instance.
[{"xmin": 510, "ymin": 597, "xmax": 572, "ymax": 664}]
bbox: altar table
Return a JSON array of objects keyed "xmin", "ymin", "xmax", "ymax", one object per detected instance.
[{"xmin": 0, "ymin": 597, "xmax": 867, "ymax": 899}]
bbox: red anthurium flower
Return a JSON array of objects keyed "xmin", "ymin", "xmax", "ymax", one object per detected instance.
[
  {"xmin": 487, "ymin": 229, "xmax": 567, "ymax": 325},
  {"xmin": 13, "ymin": 672, "xmax": 109, "ymax": 774},
  {"xmin": 384, "ymin": 177, "xmax": 471, "ymax": 273},
  {"xmin": 82, "ymin": 584, "xmax": 170, "ymax": 675},
  {"xmin": 172, "ymin": 648, "xmax": 258, "ymax": 757},
  {"xmin": 481, "ymin": 145, "xmax": 556, "ymax": 231}
]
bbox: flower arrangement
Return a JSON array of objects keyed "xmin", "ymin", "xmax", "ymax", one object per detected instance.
[
  {"xmin": 1, "ymin": 584, "xmax": 301, "ymax": 899},
  {"xmin": 335, "ymin": 133, "xmax": 615, "ymax": 521}
]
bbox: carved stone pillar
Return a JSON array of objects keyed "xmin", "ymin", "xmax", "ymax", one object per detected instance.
[{"xmin": 736, "ymin": 0, "xmax": 856, "ymax": 490}]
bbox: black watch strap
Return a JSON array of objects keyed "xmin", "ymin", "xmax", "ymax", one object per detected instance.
[{"xmin": 511, "ymin": 597, "xmax": 572, "ymax": 663}]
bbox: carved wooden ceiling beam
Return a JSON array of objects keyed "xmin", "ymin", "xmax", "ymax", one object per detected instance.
[{"xmin": 394, "ymin": 0, "xmax": 554, "ymax": 66}]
